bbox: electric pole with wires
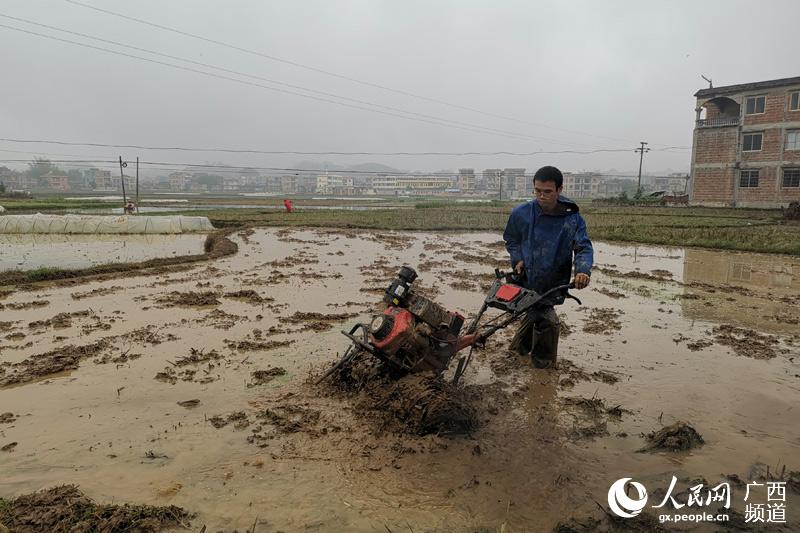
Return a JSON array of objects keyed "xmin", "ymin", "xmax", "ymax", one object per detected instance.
[{"xmin": 635, "ymin": 141, "xmax": 650, "ymax": 197}]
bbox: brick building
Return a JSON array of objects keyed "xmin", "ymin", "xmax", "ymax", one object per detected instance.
[{"xmin": 690, "ymin": 76, "xmax": 800, "ymax": 208}]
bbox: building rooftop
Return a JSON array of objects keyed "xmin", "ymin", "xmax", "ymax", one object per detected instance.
[{"xmin": 695, "ymin": 76, "xmax": 800, "ymax": 98}]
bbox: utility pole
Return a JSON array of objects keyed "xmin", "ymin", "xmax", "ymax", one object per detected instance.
[
  {"xmin": 118, "ymin": 156, "xmax": 127, "ymax": 205},
  {"xmin": 135, "ymin": 156, "xmax": 140, "ymax": 213},
  {"xmin": 635, "ymin": 141, "xmax": 650, "ymax": 197},
  {"xmin": 498, "ymin": 172, "xmax": 503, "ymax": 201}
]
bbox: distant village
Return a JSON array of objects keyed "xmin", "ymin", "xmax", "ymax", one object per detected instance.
[{"xmin": 0, "ymin": 164, "xmax": 688, "ymax": 199}]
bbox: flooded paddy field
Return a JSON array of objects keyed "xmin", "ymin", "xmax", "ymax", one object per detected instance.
[
  {"xmin": 0, "ymin": 233, "xmax": 208, "ymax": 271},
  {"xmin": 1, "ymin": 228, "xmax": 799, "ymax": 532}
]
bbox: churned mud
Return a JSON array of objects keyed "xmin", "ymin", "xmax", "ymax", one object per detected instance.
[
  {"xmin": 0, "ymin": 485, "xmax": 192, "ymax": 532},
  {"xmin": 1, "ymin": 229, "xmax": 799, "ymax": 531},
  {"xmin": 638, "ymin": 422, "xmax": 705, "ymax": 453}
]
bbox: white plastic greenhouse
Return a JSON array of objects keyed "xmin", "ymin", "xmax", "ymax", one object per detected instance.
[{"xmin": 0, "ymin": 214, "xmax": 214, "ymax": 234}]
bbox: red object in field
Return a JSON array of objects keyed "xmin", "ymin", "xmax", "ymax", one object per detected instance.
[
  {"xmin": 283, "ymin": 199, "xmax": 293, "ymax": 213},
  {"xmin": 495, "ymin": 284, "xmax": 522, "ymax": 302},
  {"xmin": 370, "ymin": 307, "xmax": 414, "ymax": 353}
]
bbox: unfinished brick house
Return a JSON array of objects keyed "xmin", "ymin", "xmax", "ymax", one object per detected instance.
[{"xmin": 690, "ymin": 76, "xmax": 800, "ymax": 208}]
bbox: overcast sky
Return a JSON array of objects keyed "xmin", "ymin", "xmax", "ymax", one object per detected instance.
[{"xmin": 1, "ymin": 0, "xmax": 799, "ymax": 176}]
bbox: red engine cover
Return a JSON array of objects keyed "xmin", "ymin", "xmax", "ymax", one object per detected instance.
[
  {"xmin": 496, "ymin": 284, "xmax": 522, "ymax": 302},
  {"xmin": 371, "ymin": 307, "xmax": 414, "ymax": 353}
]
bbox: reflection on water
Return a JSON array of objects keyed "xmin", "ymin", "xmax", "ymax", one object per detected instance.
[
  {"xmin": 0, "ymin": 233, "xmax": 207, "ymax": 271},
  {"xmin": 679, "ymin": 248, "xmax": 800, "ymax": 333},
  {"xmin": 683, "ymin": 249, "xmax": 799, "ymax": 292}
]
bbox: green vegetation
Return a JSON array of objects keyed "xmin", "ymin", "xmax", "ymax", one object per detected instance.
[
  {"xmin": 0, "ymin": 197, "xmax": 114, "ymax": 211},
  {"xmin": 172, "ymin": 204, "xmax": 800, "ymax": 255},
  {"xmin": 1, "ymin": 196, "xmax": 797, "ymax": 255}
]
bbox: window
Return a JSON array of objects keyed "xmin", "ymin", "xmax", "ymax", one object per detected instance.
[
  {"xmin": 739, "ymin": 169, "xmax": 759, "ymax": 188},
  {"xmin": 783, "ymin": 168, "xmax": 800, "ymax": 187},
  {"xmin": 742, "ymin": 132, "xmax": 763, "ymax": 151},
  {"xmin": 791, "ymin": 92, "xmax": 800, "ymax": 111},
  {"xmin": 745, "ymin": 95, "xmax": 766, "ymax": 114},
  {"xmin": 732, "ymin": 263, "xmax": 752, "ymax": 282},
  {"xmin": 787, "ymin": 131, "xmax": 800, "ymax": 151}
]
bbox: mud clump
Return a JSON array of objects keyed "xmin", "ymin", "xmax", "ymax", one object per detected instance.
[
  {"xmin": 686, "ymin": 339, "xmax": 713, "ymax": 351},
  {"xmin": 638, "ymin": 422, "xmax": 704, "ymax": 452},
  {"xmin": 594, "ymin": 287, "xmax": 626, "ymax": 299},
  {"xmin": 224, "ymin": 290, "xmax": 274, "ymax": 305},
  {"xmin": 0, "ymin": 485, "xmax": 192, "ymax": 532},
  {"xmin": 284, "ymin": 311, "xmax": 359, "ymax": 332},
  {"xmin": 157, "ymin": 291, "xmax": 220, "ymax": 307},
  {"xmin": 322, "ymin": 353, "xmax": 478, "ymax": 436},
  {"xmin": 173, "ymin": 347, "xmax": 222, "ymax": 366},
  {"xmin": 371, "ymin": 374, "xmax": 477, "ymax": 436},
  {"xmin": 28, "ymin": 310, "xmax": 92, "ymax": 330},
  {"xmin": 0, "ymin": 300, "xmax": 49, "ymax": 311},
  {"xmin": 0, "ymin": 340, "xmax": 110, "ymax": 387},
  {"xmin": 209, "ymin": 411, "xmax": 250, "ymax": 430},
  {"xmin": 712, "ymin": 324, "xmax": 784, "ymax": 359},
  {"xmin": 0, "ymin": 412, "xmax": 16, "ymax": 424},
  {"xmin": 256, "ymin": 404, "xmax": 321, "ymax": 434},
  {"xmin": 248, "ymin": 367, "xmax": 287, "ymax": 387},
  {"xmin": 582, "ymin": 307, "xmax": 623, "ymax": 335},
  {"xmin": 224, "ymin": 339, "xmax": 295, "ymax": 351}
]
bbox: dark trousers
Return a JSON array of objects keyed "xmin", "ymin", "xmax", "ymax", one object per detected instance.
[{"xmin": 510, "ymin": 306, "xmax": 559, "ymax": 368}]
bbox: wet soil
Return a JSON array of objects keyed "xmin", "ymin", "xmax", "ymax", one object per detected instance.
[
  {"xmin": 639, "ymin": 422, "xmax": 705, "ymax": 452},
  {"xmin": 1, "ymin": 230, "xmax": 799, "ymax": 531},
  {"xmin": 0, "ymin": 485, "xmax": 192, "ymax": 532},
  {"xmin": 582, "ymin": 307, "xmax": 624, "ymax": 334}
]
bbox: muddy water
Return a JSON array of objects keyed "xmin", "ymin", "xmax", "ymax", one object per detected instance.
[
  {"xmin": 0, "ymin": 233, "xmax": 207, "ymax": 271},
  {"xmin": 1, "ymin": 229, "xmax": 799, "ymax": 532}
]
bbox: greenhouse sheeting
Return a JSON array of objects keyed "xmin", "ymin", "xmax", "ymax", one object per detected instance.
[{"xmin": 0, "ymin": 214, "xmax": 214, "ymax": 234}]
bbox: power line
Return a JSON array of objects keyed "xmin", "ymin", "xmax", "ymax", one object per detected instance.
[
  {"xmin": 0, "ymin": 137, "xmax": 690, "ymax": 157},
  {"xmin": 0, "ymin": 158, "xmax": 688, "ymax": 179},
  {"xmin": 63, "ymin": 0, "xmax": 665, "ymax": 147},
  {"xmin": 0, "ymin": 23, "xmax": 552, "ymax": 144},
  {"xmin": 0, "ymin": 13, "xmax": 608, "ymax": 147}
]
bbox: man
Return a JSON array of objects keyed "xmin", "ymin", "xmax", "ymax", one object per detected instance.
[{"xmin": 503, "ymin": 165, "xmax": 593, "ymax": 368}]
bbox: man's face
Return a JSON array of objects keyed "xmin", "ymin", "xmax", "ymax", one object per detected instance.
[{"xmin": 534, "ymin": 179, "xmax": 561, "ymax": 210}]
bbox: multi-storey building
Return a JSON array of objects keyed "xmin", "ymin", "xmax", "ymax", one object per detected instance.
[
  {"xmin": 562, "ymin": 172, "xmax": 598, "ymax": 198},
  {"xmin": 502, "ymin": 168, "xmax": 527, "ymax": 199},
  {"xmin": 457, "ymin": 168, "xmax": 475, "ymax": 191},
  {"xmin": 44, "ymin": 173, "xmax": 70, "ymax": 191},
  {"xmin": 169, "ymin": 172, "xmax": 192, "ymax": 192},
  {"xmin": 372, "ymin": 175, "xmax": 453, "ymax": 195},
  {"xmin": 90, "ymin": 168, "xmax": 113, "ymax": 190},
  {"xmin": 691, "ymin": 76, "xmax": 800, "ymax": 207},
  {"xmin": 482, "ymin": 168, "xmax": 503, "ymax": 191},
  {"xmin": 315, "ymin": 173, "xmax": 354, "ymax": 195}
]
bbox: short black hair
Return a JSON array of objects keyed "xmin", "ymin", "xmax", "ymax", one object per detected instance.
[{"xmin": 533, "ymin": 166, "xmax": 563, "ymax": 188}]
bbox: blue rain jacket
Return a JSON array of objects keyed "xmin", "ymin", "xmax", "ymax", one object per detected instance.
[{"xmin": 503, "ymin": 196, "xmax": 593, "ymax": 305}]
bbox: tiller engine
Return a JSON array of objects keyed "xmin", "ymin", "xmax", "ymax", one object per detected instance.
[{"xmin": 318, "ymin": 265, "xmax": 581, "ymax": 384}]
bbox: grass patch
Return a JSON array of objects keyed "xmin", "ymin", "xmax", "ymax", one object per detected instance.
[{"xmin": 172, "ymin": 204, "xmax": 799, "ymax": 255}]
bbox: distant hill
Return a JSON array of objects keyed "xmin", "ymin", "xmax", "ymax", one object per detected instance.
[{"xmin": 292, "ymin": 160, "xmax": 405, "ymax": 174}]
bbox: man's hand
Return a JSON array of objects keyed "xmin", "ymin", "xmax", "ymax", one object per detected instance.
[
  {"xmin": 574, "ymin": 273, "xmax": 590, "ymax": 289},
  {"xmin": 514, "ymin": 261, "xmax": 524, "ymax": 274}
]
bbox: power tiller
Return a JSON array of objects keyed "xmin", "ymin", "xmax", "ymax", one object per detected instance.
[{"xmin": 318, "ymin": 266, "xmax": 581, "ymax": 384}]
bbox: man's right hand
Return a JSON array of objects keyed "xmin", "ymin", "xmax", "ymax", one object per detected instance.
[{"xmin": 514, "ymin": 261, "xmax": 524, "ymax": 274}]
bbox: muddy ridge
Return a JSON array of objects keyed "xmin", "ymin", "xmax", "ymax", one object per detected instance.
[
  {"xmin": 0, "ymin": 230, "xmax": 237, "ymax": 289},
  {"xmin": 0, "ymin": 485, "xmax": 192, "ymax": 533}
]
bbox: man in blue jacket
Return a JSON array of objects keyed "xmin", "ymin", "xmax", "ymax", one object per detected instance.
[{"xmin": 503, "ymin": 166, "xmax": 593, "ymax": 368}]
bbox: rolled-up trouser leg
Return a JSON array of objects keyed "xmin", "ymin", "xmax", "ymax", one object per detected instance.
[{"xmin": 532, "ymin": 307, "xmax": 559, "ymax": 368}]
